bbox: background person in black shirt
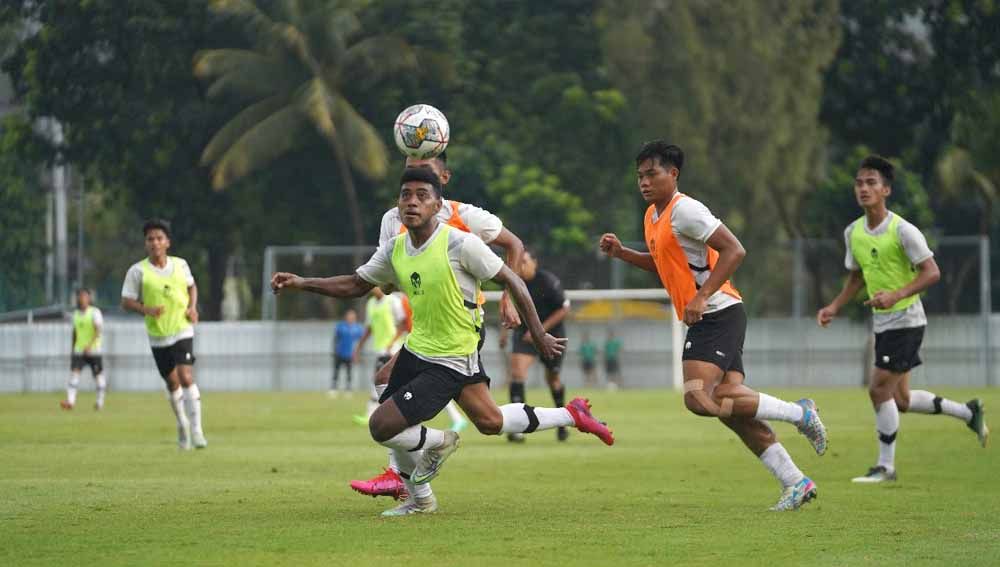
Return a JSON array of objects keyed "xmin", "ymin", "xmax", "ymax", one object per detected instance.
[{"xmin": 499, "ymin": 250, "xmax": 571, "ymax": 442}]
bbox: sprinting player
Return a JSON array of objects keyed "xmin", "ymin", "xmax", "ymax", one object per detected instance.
[
  {"xmin": 600, "ymin": 140, "xmax": 827, "ymax": 511},
  {"xmin": 272, "ymin": 167, "xmax": 613, "ymax": 516},
  {"xmin": 604, "ymin": 330, "xmax": 624, "ymax": 390},
  {"xmin": 349, "ymin": 152, "xmax": 523, "ymax": 501},
  {"xmin": 62, "ymin": 288, "xmax": 107, "ymax": 411},
  {"xmin": 817, "ymin": 155, "xmax": 988, "ymax": 483},
  {"xmin": 330, "ymin": 308, "xmax": 363, "ymax": 398},
  {"xmin": 352, "ymin": 287, "xmax": 408, "ymax": 422},
  {"xmin": 499, "ymin": 250, "xmax": 571, "ymax": 442},
  {"xmin": 580, "ymin": 332, "xmax": 598, "ymax": 387},
  {"xmin": 120, "ymin": 219, "xmax": 207, "ymax": 450}
]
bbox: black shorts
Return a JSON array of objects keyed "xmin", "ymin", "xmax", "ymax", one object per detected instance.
[
  {"xmin": 379, "ymin": 347, "xmax": 490, "ymax": 427},
  {"xmin": 682, "ymin": 303, "xmax": 746, "ymax": 376},
  {"xmin": 71, "ymin": 354, "xmax": 103, "ymax": 375},
  {"xmin": 511, "ymin": 328, "xmax": 564, "ymax": 372},
  {"xmin": 151, "ymin": 338, "xmax": 195, "ymax": 379},
  {"xmin": 874, "ymin": 326, "xmax": 924, "ymax": 373},
  {"xmin": 333, "ymin": 355, "xmax": 353, "ymax": 369},
  {"xmin": 582, "ymin": 360, "xmax": 596, "ymax": 372},
  {"xmin": 605, "ymin": 359, "xmax": 620, "ymax": 375}
]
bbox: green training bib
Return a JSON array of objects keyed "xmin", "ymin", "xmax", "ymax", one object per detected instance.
[
  {"xmin": 849, "ymin": 214, "xmax": 920, "ymax": 314},
  {"xmin": 141, "ymin": 257, "xmax": 192, "ymax": 337},
  {"xmin": 72, "ymin": 307, "xmax": 100, "ymax": 353}
]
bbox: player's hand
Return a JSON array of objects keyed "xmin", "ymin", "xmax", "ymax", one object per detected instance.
[
  {"xmin": 520, "ymin": 331, "xmax": 533, "ymax": 344},
  {"xmin": 498, "ymin": 293, "xmax": 521, "ymax": 328},
  {"xmin": 864, "ymin": 290, "xmax": 899, "ymax": 310},
  {"xmin": 816, "ymin": 305, "xmax": 837, "ymax": 327},
  {"xmin": 83, "ymin": 348, "xmax": 91, "ymax": 356},
  {"xmin": 683, "ymin": 294, "xmax": 708, "ymax": 325},
  {"xmin": 145, "ymin": 305, "xmax": 164, "ymax": 318},
  {"xmin": 599, "ymin": 233, "xmax": 623, "ymax": 258},
  {"xmin": 186, "ymin": 306, "xmax": 199, "ymax": 324},
  {"xmin": 271, "ymin": 272, "xmax": 303, "ymax": 294},
  {"xmin": 535, "ymin": 333, "xmax": 567, "ymax": 361}
]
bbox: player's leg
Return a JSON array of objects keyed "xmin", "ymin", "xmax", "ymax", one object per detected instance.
[
  {"xmin": 174, "ymin": 339, "xmax": 205, "ymax": 449},
  {"xmin": 63, "ymin": 356, "xmax": 82, "ymax": 409},
  {"xmin": 543, "ymin": 360, "xmax": 568, "ymax": 441},
  {"xmin": 350, "ymin": 351, "xmax": 410, "ymax": 499},
  {"xmin": 457, "ymin": 381, "xmax": 614, "ymax": 445},
  {"xmin": 853, "ymin": 367, "xmax": 903, "ymax": 483},
  {"xmin": 330, "ymin": 356, "xmax": 341, "ymax": 397},
  {"xmin": 507, "ymin": 350, "xmax": 534, "ymax": 442},
  {"xmin": 151, "ymin": 345, "xmax": 190, "ymax": 449},
  {"xmin": 896, "ymin": 368, "xmax": 988, "ymax": 448},
  {"xmin": 90, "ymin": 357, "xmax": 107, "ymax": 411}
]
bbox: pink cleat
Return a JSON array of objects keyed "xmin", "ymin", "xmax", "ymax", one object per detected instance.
[
  {"xmin": 350, "ymin": 468, "xmax": 409, "ymax": 501},
  {"xmin": 59, "ymin": 400, "xmax": 73, "ymax": 410},
  {"xmin": 565, "ymin": 397, "xmax": 614, "ymax": 446}
]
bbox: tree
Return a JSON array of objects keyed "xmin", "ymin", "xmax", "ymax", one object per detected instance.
[
  {"xmin": 193, "ymin": 0, "xmax": 416, "ymax": 251},
  {"xmin": 0, "ymin": 115, "xmax": 47, "ymax": 311}
]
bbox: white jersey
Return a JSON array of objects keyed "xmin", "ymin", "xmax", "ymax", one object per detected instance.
[
  {"xmin": 650, "ymin": 193, "xmax": 742, "ymax": 314},
  {"xmin": 358, "ymin": 223, "xmax": 504, "ymax": 375},
  {"xmin": 844, "ymin": 212, "xmax": 934, "ymax": 333},
  {"xmin": 377, "ymin": 201, "xmax": 503, "ymax": 249},
  {"xmin": 121, "ymin": 257, "xmax": 196, "ymax": 347}
]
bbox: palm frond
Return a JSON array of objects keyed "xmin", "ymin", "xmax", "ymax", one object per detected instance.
[
  {"xmin": 209, "ymin": 105, "xmax": 310, "ymax": 190},
  {"xmin": 201, "ymin": 93, "xmax": 292, "ymax": 167},
  {"xmin": 194, "ymin": 49, "xmax": 299, "ymax": 100},
  {"xmin": 336, "ymin": 36, "xmax": 416, "ymax": 90}
]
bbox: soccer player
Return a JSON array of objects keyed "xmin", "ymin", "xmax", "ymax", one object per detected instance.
[
  {"xmin": 580, "ymin": 332, "xmax": 598, "ymax": 387},
  {"xmin": 604, "ymin": 330, "xmax": 624, "ymax": 390},
  {"xmin": 330, "ymin": 308, "xmax": 363, "ymax": 397},
  {"xmin": 272, "ymin": 167, "xmax": 613, "ymax": 516},
  {"xmin": 62, "ymin": 288, "xmax": 107, "ymax": 411},
  {"xmin": 498, "ymin": 250, "xmax": 571, "ymax": 442},
  {"xmin": 349, "ymin": 152, "xmax": 524, "ymax": 501},
  {"xmin": 352, "ymin": 287, "xmax": 408, "ymax": 421},
  {"xmin": 120, "ymin": 219, "xmax": 207, "ymax": 450},
  {"xmin": 817, "ymin": 155, "xmax": 989, "ymax": 483},
  {"xmin": 600, "ymin": 140, "xmax": 827, "ymax": 511}
]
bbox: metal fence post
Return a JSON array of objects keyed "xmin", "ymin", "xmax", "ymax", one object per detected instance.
[{"xmin": 981, "ymin": 236, "xmax": 993, "ymax": 386}]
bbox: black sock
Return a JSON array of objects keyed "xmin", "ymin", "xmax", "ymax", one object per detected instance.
[
  {"xmin": 550, "ymin": 385, "xmax": 565, "ymax": 408},
  {"xmin": 510, "ymin": 382, "xmax": 525, "ymax": 404}
]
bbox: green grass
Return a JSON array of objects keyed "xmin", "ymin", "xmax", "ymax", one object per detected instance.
[{"xmin": 1, "ymin": 388, "xmax": 998, "ymax": 566}]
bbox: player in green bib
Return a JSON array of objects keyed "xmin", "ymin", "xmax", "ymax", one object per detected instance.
[
  {"xmin": 121, "ymin": 219, "xmax": 207, "ymax": 450},
  {"xmin": 818, "ymin": 155, "xmax": 988, "ymax": 483},
  {"xmin": 272, "ymin": 167, "xmax": 614, "ymax": 516},
  {"xmin": 62, "ymin": 288, "xmax": 107, "ymax": 411}
]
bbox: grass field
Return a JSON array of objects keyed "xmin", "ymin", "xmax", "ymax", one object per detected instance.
[{"xmin": 2, "ymin": 388, "xmax": 998, "ymax": 566}]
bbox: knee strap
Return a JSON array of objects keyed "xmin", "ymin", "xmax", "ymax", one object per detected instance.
[
  {"xmin": 683, "ymin": 379, "xmax": 704, "ymax": 393},
  {"xmin": 683, "ymin": 380, "xmax": 722, "ymax": 416},
  {"xmin": 719, "ymin": 398, "xmax": 734, "ymax": 418}
]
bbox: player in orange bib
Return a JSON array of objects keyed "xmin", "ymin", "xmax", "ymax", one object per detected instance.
[{"xmin": 600, "ymin": 140, "xmax": 828, "ymax": 511}]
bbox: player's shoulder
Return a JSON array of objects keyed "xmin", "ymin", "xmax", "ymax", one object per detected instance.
[
  {"xmin": 381, "ymin": 206, "xmax": 400, "ymax": 224},
  {"xmin": 126, "ymin": 259, "xmax": 145, "ymax": 274},
  {"xmin": 891, "ymin": 211, "xmax": 922, "ymax": 232},
  {"xmin": 672, "ymin": 193, "xmax": 712, "ymax": 215}
]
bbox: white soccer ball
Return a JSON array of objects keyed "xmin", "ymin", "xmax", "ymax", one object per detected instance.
[{"xmin": 393, "ymin": 104, "xmax": 450, "ymax": 159}]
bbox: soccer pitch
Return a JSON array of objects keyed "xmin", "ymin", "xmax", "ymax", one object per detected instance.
[{"xmin": 2, "ymin": 389, "xmax": 997, "ymax": 566}]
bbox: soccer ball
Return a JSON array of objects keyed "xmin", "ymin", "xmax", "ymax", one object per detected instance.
[{"xmin": 393, "ymin": 104, "xmax": 449, "ymax": 160}]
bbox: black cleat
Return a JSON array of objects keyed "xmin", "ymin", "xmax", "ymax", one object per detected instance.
[
  {"xmin": 966, "ymin": 399, "xmax": 989, "ymax": 448},
  {"xmin": 557, "ymin": 426, "xmax": 569, "ymax": 442}
]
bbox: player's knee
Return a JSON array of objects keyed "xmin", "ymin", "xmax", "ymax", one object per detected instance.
[
  {"xmin": 683, "ymin": 392, "xmax": 716, "ymax": 417},
  {"xmin": 368, "ymin": 417, "xmax": 394, "ymax": 443},
  {"xmin": 896, "ymin": 396, "xmax": 910, "ymax": 413},
  {"xmin": 472, "ymin": 411, "xmax": 503, "ymax": 435}
]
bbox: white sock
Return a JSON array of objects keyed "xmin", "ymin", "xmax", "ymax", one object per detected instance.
[
  {"xmin": 388, "ymin": 449, "xmax": 399, "ymax": 473},
  {"xmin": 67, "ymin": 373, "xmax": 80, "ymax": 405},
  {"xmin": 875, "ymin": 400, "xmax": 899, "ymax": 471},
  {"xmin": 754, "ymin": 393, "xmax": 804, "ymax": 424},
  {"xmin": 392, "ymin": 449, "xmax": 432, "ymax": 499},
  {"xmin": 445, "ymin": 401, "xmax": 465, "ymax": 424},
  {"xmin": 169, "ymin": 388, "xmax": 190, "ymax": 430},
  {"xmin": 95, "ymin": 374, "xmax": 107, "ymax": 407},
  {"xmin": 375, "ymin": 384, "xmax": 388, "ymax": 399},
  {"xmin": 183, "ymin": 384, "xmax": 203, "ymax": 434},
  {"xmin": 908, "ymin": 390, "xmax": 973, "ymax": 422},
  {"xmin": 379, "ymin": 425, "xmax": 445, "ymax": 452},
  {"xmin": 499, "ymin": 403, "xmax": 573, "ymax": 434},
  {"xmin": 759, "ymin": 443, "xmax": 805, "ymax": 488}
]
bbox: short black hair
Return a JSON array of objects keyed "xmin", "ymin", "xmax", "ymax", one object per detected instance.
[
  {"xmin": 436, "ymin": 150, "xmax": 447, "ymax": 164},
  {"xmin": 400, "ymin": 166, "xmax": 442, "ymax": 196},
  {"xmin": 859, "ymin": 155, "xmax": 894, "ymax": 186},
  {"xmin": 143, "ymin": 218, "xmax": 171, "ymax": 238},
  {"xmin": 75, "ymin": 287, "xmax": 91, "ymax": 296},
  {"xmin": 636, "ymin": 140, "xmax": 684, "ymax": 175}
]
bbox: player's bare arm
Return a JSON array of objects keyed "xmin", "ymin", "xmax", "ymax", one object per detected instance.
[
  {"xmin": 684, "ymin": 224, "xmax": 745, "ymax": 325},
  {"xmin": 599, "ymin": 233, "xmax": 657, "ymax": 273},
  {"xmin": 865, "ymin": 257, "xmax": 940, "ymax": 310},
  {"xmin": 271, "ymin": 272, "xmax": 375, "ymax": 299},
  {"xmin": 491, "ymin": 227, "xmax": 525, "ymax": 328},
  {"xmin": 522, "ymin": 303, "xmax": 570, "ymax": 343},
  {"xmin": 186, "ymin": 284, "xmax": 199, "ymax": 324},
  {"xmin": 491, "ymin": 265, "xmax": 566, "ymax": 360},
  {"xmin": 817, "ymin": 270, "xmax": 865, "ymax": 326},
  {"xmin": 121, "ymin": 297, "xmax": 163, "ymax": 318}
]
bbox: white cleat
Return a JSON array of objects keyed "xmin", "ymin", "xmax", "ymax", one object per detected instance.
[
  {"xmin": 381, "ymin": 494, "xmax": 438, "ymax": 517},
  {"xmin": 412, "ymin": 431, "xmax": 460, "ymax": 484},
  {"xmin": 192, "ymin": 430, "xmax": 208, "ymax": 449},
  {"xmin": 851, "ymin": 465, "xmax": 897, "ymax": 483},
  {"xmin": 178, "ymin": 423, "xmax": 192, "ymax": 451}
]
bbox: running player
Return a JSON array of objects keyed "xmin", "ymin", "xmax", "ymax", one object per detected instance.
[
  {"xmin": 120, "ymin": 219, "xmax": 207, "ymax": 450},
  {"xmin": 817, "ymin": 155, "xmax": 989, "ymax": 483},
  {"xmin": 272, "ymin": 167, "xmax": 613, "ymax": 516},
  {"xmin": 62, "ymin": 288, "xmax": 107, "ymax": 411},
  {"xmin": 349, "ymin": 152, "xmax": 524, "ymax": 501},
  {"xmin": 352, "ymin": 287, "xmax": 408, "ymax": 423},
  {"xmin": 600, "ymin": 140, "xmax": 827, "ymax": 511},
  {"xmin": 499, "ymin": 250, "xmax": 570, "ymax": 442}
]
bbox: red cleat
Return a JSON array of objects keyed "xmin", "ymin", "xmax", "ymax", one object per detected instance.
[
  {"xmin": 349, "ymin": 468, "xmax": 409, "ymax": 500},
  {"xmin": 565, "ymin": 397, "xmax": 614, "ymax": 446},
  {"xmin": 59, "ymin": 400, "xmax": 73, "ymax": 410}
]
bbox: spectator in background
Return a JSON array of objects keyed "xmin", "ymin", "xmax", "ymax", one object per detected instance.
[
  {"xmin": 580, "ymin": 332, "xmax": 598, "ymax": 388},
  {"xmin": 604, "ymin": 330, "xmax": 624, "ymax": 390},
  {"xmin": 330, "ymin": 308, "xmax": 363, "ymax": 398}
]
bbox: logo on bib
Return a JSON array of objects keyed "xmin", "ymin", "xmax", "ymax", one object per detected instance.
[{"xmin": 410, "ymin": 272, "xmax": 424, "ymax": 296}]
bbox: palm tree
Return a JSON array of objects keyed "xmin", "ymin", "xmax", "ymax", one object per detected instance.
[{"xmin": 194, "ymin": 0, "xmax": 416, "ymax": 248}]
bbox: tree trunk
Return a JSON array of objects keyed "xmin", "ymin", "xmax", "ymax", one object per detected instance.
[
  {"xmin": 329, "ymin": 137, "xmax": 367, "ymax": 265},
  {"xmin": 204, "ymin": 240, "xmax": 227, "ymax": 321}
]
